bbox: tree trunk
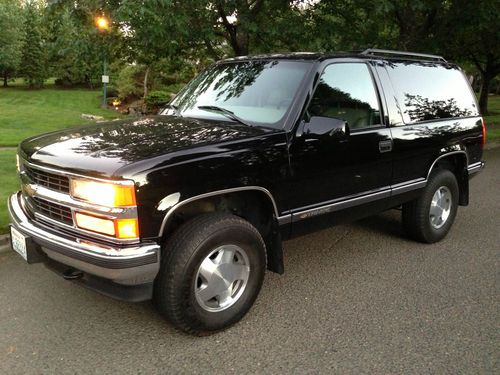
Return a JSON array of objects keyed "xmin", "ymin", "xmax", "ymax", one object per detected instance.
[
  {"xmin": 478, "ymin": 73, "xmax": 492, "ymax": 115},
  {"xmin": 143, "ymin": 66, "xmax": 150, "ymax": 98},
  {"xmin": 3, "ymin": 73, "xmax": 7, "ymax": 87}
]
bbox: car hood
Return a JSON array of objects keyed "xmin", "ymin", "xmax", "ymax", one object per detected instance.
[{"xmin": 19, "ymin": 115, "xmax": 276, "ymax": 178}]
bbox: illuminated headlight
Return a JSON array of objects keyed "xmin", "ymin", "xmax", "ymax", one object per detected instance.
[
  {"xmin": 70, "ymin": 178, "xmax": 137, "ymax": 207},
  {"xmin": 74, "ymin": 212, "xmax": 139, "ymax": 239}
]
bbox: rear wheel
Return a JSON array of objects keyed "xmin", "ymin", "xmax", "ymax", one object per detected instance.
[
  {"xmin": 153, "ymin": 213, "xmax": 266, "ymax": 334},
  {"xmin": 402, "ymin": 169, "xmax": 459, "ymax": 243}
]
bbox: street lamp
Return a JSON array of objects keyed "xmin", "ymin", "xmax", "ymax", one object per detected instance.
[{"xmin": 95, "ymin": 15, "xmax": 110, "ymax": 108}]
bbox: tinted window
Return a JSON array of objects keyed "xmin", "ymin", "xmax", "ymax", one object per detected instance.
[
  {"xmin": 308, "ymin": 63, "xmax": 381, "ymax": 129},
  {"xmin": 386, "ymin": 62, "xmax": 479, "ymax": 124},
  {"xmin": 168, "ymin": 61, "xmax": 311, "ymax": 128}
]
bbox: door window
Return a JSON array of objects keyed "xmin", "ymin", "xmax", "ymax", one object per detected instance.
[{"xmin": 308, "ymin": 63, "xmax": 381, "ymax": 129}]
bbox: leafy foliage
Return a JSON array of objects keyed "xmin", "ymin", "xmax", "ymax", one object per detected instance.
[
  {"xmin": 20, "ymin": 0, "xmax": 46, "ymax": 88},
  {"xmin": 144, "ymin": 90, "xmax": 171, "ymax": 110},
  {"xmin": 437, "ymin": 0, "xmax": 500, "ymax": 114},
  {"xmin": 115, "ymin": 64, "xmax": 147, "ymax": 100},
  {"xmin": 0, "ymin": 0, "xmax": 25, "ymax": 87},
  {"xmin": 44, "ymin": 0, "xmax": 124, "ymax": 86},
  {"xmin": 1, "ymin": 0, "xmax": 498, "ymax": 110}
]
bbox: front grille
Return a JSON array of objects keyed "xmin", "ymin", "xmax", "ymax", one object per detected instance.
[
  {"xmin": 24, "ymin": 165, "xmax": 70, "ymax": 193},
  {"xmin": 31, "ymin": 197, "xmax": 74, "ymax": 225}
]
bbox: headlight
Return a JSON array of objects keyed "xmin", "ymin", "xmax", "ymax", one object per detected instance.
[
  {"xmin": 74, "ymin": 212, "xmax": 139, "ymax": 239},
  {"xmin": 70, "ymin": 178, "xmax": 136, "ymax": 207}
]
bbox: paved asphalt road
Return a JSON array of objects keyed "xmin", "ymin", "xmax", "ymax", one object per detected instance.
[{"xmin": 0, "ymin": 149, "xmax": 498, "ymax": 375}]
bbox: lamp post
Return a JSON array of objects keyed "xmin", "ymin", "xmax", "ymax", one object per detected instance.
[{"xmin": 95, "ymin": 15, "xmax": 109, "ymax": 108}]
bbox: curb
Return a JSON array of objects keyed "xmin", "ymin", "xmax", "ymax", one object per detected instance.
[{"xmin": 0, "ymin": 234, "xmax": 11, "ymax": 254}]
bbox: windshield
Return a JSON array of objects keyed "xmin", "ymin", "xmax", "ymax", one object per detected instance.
[{"xmin": 166, "ymin": 60, "xmax": 312, "ymax": 128}]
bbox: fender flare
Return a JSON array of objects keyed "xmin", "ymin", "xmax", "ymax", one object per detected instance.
[
  {"xmin": 426, "ymin": 149, "xmax": 469, "ymax": 205},
  {"xmin": 426, "ymin": 150, "xmax": 468, "ymax": 180},
  {"xmin": 157, "ymin": 186, "xmax": 281, "ymax": 238}
]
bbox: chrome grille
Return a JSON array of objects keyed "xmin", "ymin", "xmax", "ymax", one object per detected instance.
[
  {"xmin": 24, "ymin": 165, "xmax": 70, "ymax": 193},
  {"xmin": 29, "ymin": 197, "xmax": 74, "ymax": 225}
]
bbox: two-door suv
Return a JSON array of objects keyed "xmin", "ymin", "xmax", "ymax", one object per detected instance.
[{"xmin": 9, "ymin": 49, "xmax": 485, "ymax": 334}]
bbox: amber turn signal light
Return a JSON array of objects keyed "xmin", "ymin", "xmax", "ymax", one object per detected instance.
[{"xmin": 115, "ymin": 218, "xmax": 139, "ymax": 239}]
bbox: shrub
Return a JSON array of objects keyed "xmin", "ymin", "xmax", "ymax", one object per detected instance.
[
  {"xmin": 144, "ymin": 90, "xmax": 171, "ymax": 111},
  {"xmin": 116, "ymin": 64, "xmax": 146, "ymax": 101}
]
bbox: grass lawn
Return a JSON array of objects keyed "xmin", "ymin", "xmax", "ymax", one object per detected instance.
[
  {"xmin": 0, "ymin": 87, "xmax": 121, "ymax": 147},
  {"xmin": 483, "ymin": 95, "xmax": 500, "ymax": 142},
  {"xmin": 0, "ymin": 86, "xmax": 122, "ymax": 233},
  {"xmin": 0, "ymin": 150, "xmax": 19, "ymax": 234}
]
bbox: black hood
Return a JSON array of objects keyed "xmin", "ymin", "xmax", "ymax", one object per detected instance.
[{"xmin": 19, "ymin": 115, "xmax": 276, "ymax": 178}]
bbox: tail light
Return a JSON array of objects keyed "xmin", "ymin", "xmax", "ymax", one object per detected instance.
[{"xmin": 481, "ymin": 117, "xmax": 486, "ymax": 147}]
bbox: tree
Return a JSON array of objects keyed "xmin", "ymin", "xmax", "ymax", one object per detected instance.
[
  {"xmin": 308, "ymin": 0, "xmax": 500, "ymax": 114},
  {"xmin": 44, "ymin": 0, "xmax": 124, "ymax": 87},
  {"xmin": 116, "ymin": 0, "xmax": 189, "ymax": 97},
  {"xmin": 21, "ymin": 1, "xmax": 46, "ymax": 88},
  {"xmin": 308, "ymin": 0, "xmax": 448, "ymax": 52},
  {"xmin": 178, "ymin": 0, "xmax": 310, "ymax": 57},
  {"xmin": 439, "ymin": 0, "xmax": 500, "ymax": 114},
  {"xmin": 0, "ymin": 0, "xmax": 25, "ymax": 87}
]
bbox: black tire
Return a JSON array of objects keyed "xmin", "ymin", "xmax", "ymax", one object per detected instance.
[
  {"xmin": 402, "ymin": 169, "xmax": 459, "ymax": 243},
  {"xmin": 153, "ymin": 213, "xmax": 267, "ymax": 334}
]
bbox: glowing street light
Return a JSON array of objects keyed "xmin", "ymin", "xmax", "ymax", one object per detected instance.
[
  {"xmin": 95, "ymin": 16, "xmax": 109, "ymax": 31},
  {"xmin": 95, "ymin": 15, "xmax": 110, "ymax": 108}
]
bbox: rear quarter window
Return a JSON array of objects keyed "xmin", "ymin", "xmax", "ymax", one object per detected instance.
[{"xmin": 385, "ymin": 62, "xmax": 479, "ymax": 124}]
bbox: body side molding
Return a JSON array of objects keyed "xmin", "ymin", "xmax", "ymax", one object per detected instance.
[{"xmin": 288, "ymin": 150, "xmax": 472, "ymax": 223}]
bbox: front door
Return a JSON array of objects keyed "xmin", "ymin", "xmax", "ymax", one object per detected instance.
[{"xmin": 288, "ymin": 62, "xmax": 393, "ymax": 217}]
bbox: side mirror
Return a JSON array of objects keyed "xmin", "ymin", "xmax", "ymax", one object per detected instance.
[{"xmin": 302, "ymin": 116, "xmax": 350, "ymax": 140}]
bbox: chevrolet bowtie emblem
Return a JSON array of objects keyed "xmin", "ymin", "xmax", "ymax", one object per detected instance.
[{"xmin": 23, "ymin": 183, "xmax": 36, "ymax": 197}]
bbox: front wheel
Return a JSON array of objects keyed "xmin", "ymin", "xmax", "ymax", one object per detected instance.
[
  {"xmin": 402, "ymin": 169, "xmax": 459, "ymax": 243},
  {"xmin": 153, "ymin": 213, "xmax": 266, "ymax": 334}
]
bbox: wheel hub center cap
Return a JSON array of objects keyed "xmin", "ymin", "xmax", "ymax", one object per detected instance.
[
  {"xmin": 195, "ymin": 245, "xmax": 250, "ymax": 312},
  {"xmin": 429, "ymin": 186, "xmax": 452, "ymax": 229}
]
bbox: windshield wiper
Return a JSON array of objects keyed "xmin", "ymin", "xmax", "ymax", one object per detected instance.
[{"xmin": 197, "ymin": 105, "xmax": 252, "ymax": 127}]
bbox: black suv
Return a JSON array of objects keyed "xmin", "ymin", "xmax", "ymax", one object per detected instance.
[{"xmin": 9, "ymin": 49, "xmax": 485, "ymax": 334}]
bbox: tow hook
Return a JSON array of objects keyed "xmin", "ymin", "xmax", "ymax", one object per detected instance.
[{"xmin": 63, "ymin": 268, "xmax": 84, "ymax": 280}]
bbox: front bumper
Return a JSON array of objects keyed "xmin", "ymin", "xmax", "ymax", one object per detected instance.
[
  {"xmin": 467, "ymin": 161, "xmax": 485, "ymax": 176},
  {"xmin": 8, "ymin": 192, "xmax": 160, "ymax": 301}
]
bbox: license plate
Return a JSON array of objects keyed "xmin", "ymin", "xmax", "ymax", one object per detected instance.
[{"xmin": 10, "ymin": 226, "xmax": 27, "ymax": 261}]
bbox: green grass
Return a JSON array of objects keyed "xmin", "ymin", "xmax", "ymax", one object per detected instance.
[
  {"xmin": 483, "ymin": 95, "xmax": 500, "ymax": 142},
  {"xmin": 0, "ymin": 87, "xmax": 121, "ymax": 147},
  {"xmin": 0, "ymin": 150, "xmax": 19, "ymax": 234}
]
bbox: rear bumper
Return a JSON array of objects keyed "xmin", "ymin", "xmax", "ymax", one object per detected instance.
[{"xmin": 8, "ymin": 192, "xmax": 160, "ymax": 301}]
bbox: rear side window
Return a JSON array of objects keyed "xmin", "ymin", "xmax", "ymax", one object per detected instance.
[
  {"xmin": 386, "ymin": 62, "xmax": 478, "ymax": 124},
  {"xmin": 308, "ymin": 63, "xmax": 381, "ymax": 129}
]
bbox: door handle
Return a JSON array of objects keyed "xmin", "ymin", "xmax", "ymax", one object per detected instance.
[{"xmin": 379, "ymin": 140, "xmax": 393, "ymax": 153}]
